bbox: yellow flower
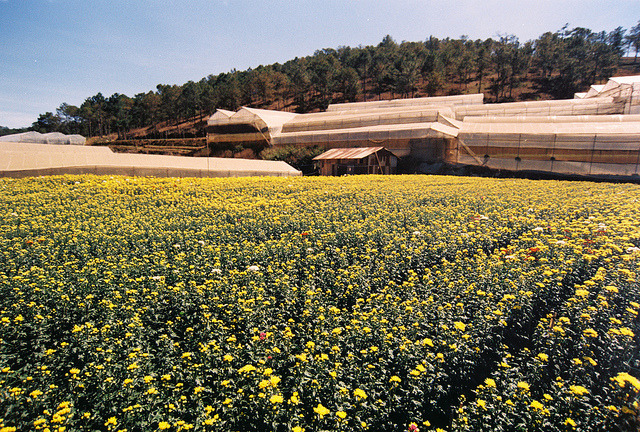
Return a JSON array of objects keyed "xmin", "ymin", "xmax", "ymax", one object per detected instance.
[
  {"xmin": 530, "ymin": 400, "xmax": 544, "ymax": 410},
  {"xmin": 565, "ymin": 418, "xmax": 576, "ymax": 427},
  {"xmin": 237, "ymin": 365, "xmax": 256, "ymax": 373},
  {"xmin": 353, "ymin": 388, "xmax": 367, "ymax": 400},
  {"xmin": 583, "ymin": 328, "xmax": 598, "ymax": 338},
  {"xmin": 390, "ymin": 375, "xmax": 402, "ymax": 383},
  {"xmin": 569, "ymin": 385, "xmax": 589, "ymax": 396},
  {"xmin": 517, "ymin": 381, "xmax": 530, "ymax": 392},
  {"xmin": 454, "ymin": 321, "xmax": 466, "ymax": 331},
  {"xmin": 477, "ymin": 399, "xmax": 486, "ymax": 409},
  {"xmin": 336, "ymin": 410, "xmax": 347, "ymax": 419},
  {"xmin": 222, "ymin": 398, "xmax": 232, "ymax": 405},
  {"xmin": 619, "ymin": 327, "xmax": 635, "ymax": 337},
  {"xmin": 104, "ymin": 417, "xmax": 117, "ymax": 426},
  {"xmin": 313, "ymin": 403, "xmax": 330, "ymax": 417},
  {"xmin": 270, "ymin": 376, "xmax": 281, "ymax": 386},
  {"xmin": 158, "ymin": 421, "xmax": 171, "ymax": 430},
  {"xmin": 537, "ymin": 353, "xmax": 548, "ymax": 362},
  {"xmin": 270, "ymin": 394, "xmax": 283, "ymax": 404},
  {"xmin": 612, "ymin": 372, "xmax": 640, "ymax": 390},
  {"xmin": 292, "ymin": 427, "xmax": 304, "ymax": 432},
  {"xmin": 484, "ymin": 378, "xmax": 496, "ymax": 388},
  {"xmin": 223, "ymin": 354, "xmax": 233, "ymax": 362}
]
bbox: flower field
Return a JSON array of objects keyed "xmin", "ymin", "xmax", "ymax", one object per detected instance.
[{"xmin": 0, "ymin": 174, "xmax": 639, "ymax": 432}]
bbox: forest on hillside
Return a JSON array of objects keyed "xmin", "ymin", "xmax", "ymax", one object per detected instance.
[{"xmin": 6, "ymin": 22, "xmax": 640, "ymax": 139}]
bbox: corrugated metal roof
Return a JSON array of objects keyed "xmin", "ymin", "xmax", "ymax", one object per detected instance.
[{"xmin": 313, "ymin": 147, "xmax": 393, "ymax": 160}]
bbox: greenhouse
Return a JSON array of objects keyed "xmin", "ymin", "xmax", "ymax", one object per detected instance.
[
  {"xmin": 0, "ymin": 141, "xmax": 301, "ymax": 178},
  {"xmin": 206, "ymin": 107, "xmax": 297, "ymax": 149},
  {"xmin": 206, "ymin": 74, "xmax": 640, "ymax": 178},
  {"xmin": 1, "ymin": 131, "xmax": 86, "ymax": 145},
  {"xmin": 455, "ymin": 116, "xmax": 640, "ymax": 177},
  {"xmin": 451, "ymin": 97, "xmax": 626, "ymax": 120}
]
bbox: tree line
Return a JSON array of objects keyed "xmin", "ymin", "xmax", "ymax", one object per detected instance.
[{"xmin": 8, "ymin": 22, "xmax": 640, "ymax": 139}]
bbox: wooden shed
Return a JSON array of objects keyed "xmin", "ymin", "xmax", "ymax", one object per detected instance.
[{"xmin": 313, "ymin": 147, "xmax": 398, "ymax": 176}]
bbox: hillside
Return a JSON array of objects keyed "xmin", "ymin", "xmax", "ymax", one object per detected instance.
[{"xmin": 21, "ymin": 26, "xmax": 635, "ymax": 144}]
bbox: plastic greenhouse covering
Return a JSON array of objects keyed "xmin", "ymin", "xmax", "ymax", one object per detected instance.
[
  {"xmin": 0, "ymin": 141, "xmax": 301, "ymax": 178},
  {"xmin": 0, "ymin": 131, "xmax": 86, "ymax": 145},
  {"xmin": 452, "ymin": 97, "xmax": 626, "ymax": 120},
  {"xmin": 206, "ymin": 75, "xmax": 640, "ymax": 178},
  {"xmin": 455, "ymin": 119, "xmax": 640, "ymax": 177},
  {"xmin": 326, "ymin": 93, "xmax": 484, "ymax": 111}
]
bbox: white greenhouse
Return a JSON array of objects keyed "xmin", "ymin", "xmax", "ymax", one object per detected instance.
[{"xmin": 205, "ymin": 74, "xmax": 640, "ymax": 179}]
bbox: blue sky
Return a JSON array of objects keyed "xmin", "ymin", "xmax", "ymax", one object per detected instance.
[{"xmin": 1, "ymin": 0, "xmax": 639, "ymax": 128}]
